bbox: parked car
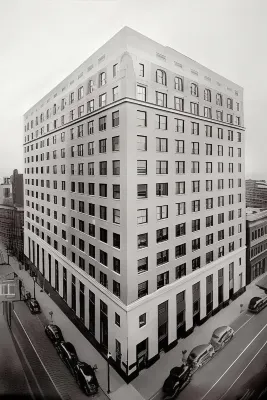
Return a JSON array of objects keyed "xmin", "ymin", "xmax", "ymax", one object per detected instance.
[
  {"xmin": 187, "ymin": 344, "xmax": 215, "ymax": 373},
  {"xmin": 210, "ymin": 326, "xmax": 234, "ymax": 351},
  {"xmin": 26, "ymin": 298, "xmax": 41, "ymax": 314},
  {"xmin": 56, "ymin": 342, "xmax": 79, "ymax": 375},
  {"xmin": 74, "ymin": 361, "xmax": 99, "ymax": 396},
  {"xmin": 45, "ymin": 324, "xmax": 64, "ymax": 345},
  {"xmin": 248, "ymin": 296, "xmax": 267, "ymax": 313},
  {"xmin": 162, "ymin": 365, "xmax": 192, "ymax": 400}
]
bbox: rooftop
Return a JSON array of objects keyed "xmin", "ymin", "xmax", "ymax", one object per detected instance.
[{"xmin": 246, "ymin": 209, "xmax": 267, "ymax": 222}]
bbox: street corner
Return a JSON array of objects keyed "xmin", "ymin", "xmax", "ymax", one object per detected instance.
[{"xmin": 109, "ymin": 383, "xmax": 145, "ymax": 400}]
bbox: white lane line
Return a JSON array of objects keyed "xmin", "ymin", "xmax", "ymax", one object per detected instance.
[
  {"xmin": 200, "ymin": 322, "xmax": 267, "ymax": 400},
  {"xmin": 14, "ymin": 310, "xmax": 64, "ymax": 400},
  {"xmin": 235, "ymin": 315, "xmax": 254, "ymax": 334},
  {"xmin": 218, "ymin": 338, "xmax": 267, "ymax": 399}
]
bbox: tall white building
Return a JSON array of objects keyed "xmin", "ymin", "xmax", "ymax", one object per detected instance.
[{"xmin": 23, "ymin": 27, "xmax": 245, "ymax": 381}]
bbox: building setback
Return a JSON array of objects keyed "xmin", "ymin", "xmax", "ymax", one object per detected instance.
[
  {"xmin": 246, "ymin": 209, "xmax": 267, "ymax": 285},
  {"xmin": 23, "ymin": 27, "xmax": 246, "ymax": 380},
  {"xmin": 246, "ymin": 179, "xmax": 267, "ymax": 209}
]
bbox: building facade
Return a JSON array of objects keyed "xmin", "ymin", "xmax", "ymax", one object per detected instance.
[
  {"xmin": 246, "ymin": 209, "xmax": 267, "ymax": 285},
  {"xmin": 246, "ymin": 179, "xmax": 267, "ymax": 209},
  {"xmin": 23, "ymin": 27, "xmax": 246, "ymax": 380}
]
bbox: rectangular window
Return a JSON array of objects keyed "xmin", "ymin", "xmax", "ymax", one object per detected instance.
[
  {"xmin": 137, "ymin": 85, "xmax": 147, "ymax": 101},
  {"xmin": 137, "ymin": 110, "xmax": 147, "ymax": 127},
  {"xmin": 156, "ymin": 114, "xmax": 167, "ymax": 130},
  {"xmin": 175, "ymin": 118, "xmax": 184, "ymax": 133},
  {"xmin": 156, "ymin": 91, "xmax": 167, "ymax": 107}
]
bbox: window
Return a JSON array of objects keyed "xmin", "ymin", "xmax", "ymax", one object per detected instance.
[
  {"xmin": 190, "ymin": 102, "xmax": 199, "ymax": 115},
  {"xmin": 204, "ymin": 88, "xmax": 211, "ymax": 102},
  {"xmin": 137, "ymin": 257, "xmax": 148, "ymax": 274},
  {"xmin": 115, "ymin": 313, "xmax": 120, "ymax": 327},
  {"xmin": 176, "ymin": 181, "xmax": 185, "ymax": 194},
  {"xmin": 100, "ymin": 228, "xmax": 108, "ymax": 243},
  {"xmin": 113, "ymin": 209, "xmax": 120, "ymax": 224},
  {"xmin": 174, "ymin": 97, "xmax": 184, "ymax": 111},
  {"xmin": 99, "ymin": 72, "xmax": 106, "ymax": 86},
  {"xmin": 227, "ymin": 98, "xmax": 233, "ymax": 109},
  {"xmin": 99, "ymin": 139, "xmax": 106, "ymax": 153},
  {"xmin": 175, "ymin": 243, "xmax": 186, "ymax": 258},
  {"xmin": 78, "ymin": 105, "xmax": 84, "ymax": 117},
  {"xmin": 216, "ymin": 110, "xmax": 223, "ymax": 121},
  {"xmin": 112, "ymin": 111, "xmax": 119, "ymax": 127},
  {"xmin": 206, "ymin": 233, "xmax": 213, "ymax": 246},
  {"xmin": 113, "ymin": 258, "xmax": 120, "ymax": 274},
  {"xmin": 176, "ymin": 264, "xmax": 186, "ymax": 279},
  {"xmin": 138, "ymin": 233, "xmax": 148, "ymax": 249},
  {"xmin": 218, "ymin": 179, "xmax": 224, "ymax": 190},
  {"xmin": 156, "ymin": 137, "xmax": 168, "ymax": 152},
  {"xmin": 205, "ymin": 125, "xmax": 212, "ymax": 137},
  {"xmin": 137, "ymin": 85, "xmax": 147, "ymax": 101},
  {"xmin": 206, "ymin": 144, "xmax": 212, "ymax": 156},
  {"xmin": 191, "ymin": 161, "xmax": 199, "ymax": 174},
  {"xmin": 175, "ymin": 161, "xmax": 185, "ymax": 174},
  {"xmin": 138, "ymin": 281, "xmax": 148, "ymax": 298},
  {"xmin": 176, "ymin": 140, "xmax": 184, "ymax": 153},
  {"xmin": 139, "ymin": 63, "xmax": 144, "ymax": 77},
  {"xmin": 88, "ymin": 121, "xmax": 94, "ymax": 135},
  {"xmin": 218, "ymin": 230, "xmax": 224, "ymax": 241},
  {"xmin": 206, "ymin": 180, "xmax": 212, "ymax": 192},
  {"xmin": 218, "ymin": 196, "xmax": 224, "ymax": 207},
  {"xmin": 137, "ymin": 160, "xmax": 147, "ymax": 175},
  {"xmin": 139, "ymin": 313, "xmax": 146, "ymax": 328},
  {"xmin": 137, "ymin": 135, "xmax": 147, "ymax": 151},
  {"xmin": 206, "ymin": 162, "xmax": 212, "ymax": 173},
  {"xmin": 175, "ymin": 118, "xmax": 184, "ymax": 133},
  {"xmin": 190, "ymin": 83, "xmax": 198, "ymax": 96},
  {"xmin": 113, "ymin": 233, "xmax": 120, "ymax": 249},
  {"xmin": 192, "ymin": 200, "xmax": 200, "ymax": 212},
  {"xmin": 156, "ymin": 91, "xmax": 167, "ymax": 107},
  {"xmin": 137, "ymin": 209, "xmax": 148, "ymax": 224},
  {"xmin": 87, "ymin": 100, "xmax": 94, "ymax": 113},
  {"xmin": 206, "ymin": 198, "xmax": 213, "ymax": 209},
  {"xmin": 137, "ymin": 184, "xmax": 147, "ymax": 199},
  {"xmin": 218, "ymin": 213, "xmax": 224, "ymax": 224},
  {"xmin": 113, "ymin": 64, "xmax": 118, "ymax": 78},
  {"xmin": 227, "ymin": 114, "xmax": 233, "ymax": 124},
  {"xmin": 100, "ymin": 250, "xmax": 108, "ymax": 267},
  {"xmin": 157, "ymin": 272, "xmax": 169, "ymax": 289},
  {"xmin": 99, "ymin": 93, "xmax": 107, "ymax": 108},
  {"xmin": 157, "ymin": 205, "xmax": 168, "ymax": 220},
  {"xmin": 78, "ymin": 86, "xmax": 84, "ymax": 100},
  {"xmin": 176, "ymin": 202, "xmax": 186, "ymax": 215},
  {"xmin": 99, "ymin": 184, "xmax": 107, "ymax": 197},
  {"xmin": 206, "ymin": 251, "xmax": 213, "ymax": 264},
  {"xmin": 99, "ymin": 116, "xmax": 106, "ymax": 131},
  {"xmin": 100, "ymin": 271, "xmax": 108, "ymax": 287},
  {"xmin": 192, "ymin": 238, "xmax": 200, "ymax": 251},
  {"xmin": 88, "ymin": 142, "xmax": 94, "ymax": 155},
  {"xmin": 216, "ymin": 93, "xmax": 223, "ymax": 106},
  {"xmin": 112, "ymin": 86, "xmax": 119, "ymax": 102},
  {"xmin": 113, "ymin": 160, "xmax": 120, "ymax": 175},
  {"xmin": 192, "ymin": 257, "xmax": 201, "ymax": 271},
  {"xmin": 113, "ymin": 184, "xmax": 120, "ymax": 199},
  {"xmin": 176, "ymin": 223, "xmax": 186, "ymax": 237},
  {"xmin": 157, "ymin": 250, "xmax": 169, "ymax": 266},
  {"xmin": 99, "ymin": 161, "xmax": 107, "ymax": 175},
  {"xmin": 156, "ymin": 183, "xmax": 168, "ymax": 196},
  {"xmin": 191, "ymin": 122, "xmax": 199, "ymax": 135},
  {"xmin": 156, "ymin": 160, "xmax": 168, "ymax": 174},
  {"xmin": 204, "ymin": 107, "xmax": 212, "ymax": 118},
  {"xmin": 156, "ymin": 69, "xmax": 167, "ymax": 85},
  {"xmin": 137, "ymin": 110, "xmax": 147, "ymax": 127},
  {"xmin": 192, "ymin": 219, "xmax": 200, "ymax": 232},
  {"xmin": 174, "ymin": 76, "xmax": 183, "ymax": 91},
  {"xmin": 218, "ymin": 145, "xmax": 223, "ymax": 156},
  {"xmin": 157, "ymin": 227, "xmax": 168, "ymax": 243},
  {"xmin": 156, "ymin": 115, "xmax": 167, "ymax": 130},
  {"xmin": 88, "ymin": 80, "xmax": 93, "ymax": 94},
  {"xmin": 218, "ymin": 128, "xmax": 223, "ymax": 139}
]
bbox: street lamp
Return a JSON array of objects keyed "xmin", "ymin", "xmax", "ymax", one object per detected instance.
[
  {"xmin": 107, "ymin": 351, "xmax": 111, "ymax": 394},
  {"xmin": 33, "ymin": 274, "xmax": 37, "ymax": 299}
]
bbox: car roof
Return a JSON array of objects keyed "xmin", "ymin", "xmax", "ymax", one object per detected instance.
[
  {"xmin": 63, "ymin": 342, "xmax": 76, "ymax": 352},
  {"xmin": 212, "ymin": 326, "xmax": 230, "ymax": 336},
  {"xmin": 48, "ymin": 324, "xmax": 60, "ymax": 332},
  {"xmin": 190, "ymin": 344, "xmax": 210, "ymax": 355}
]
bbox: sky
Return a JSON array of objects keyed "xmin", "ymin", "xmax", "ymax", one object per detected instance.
[{"xmin": 0, "ymin": 0, "xmax": 266, "ymax": 181}]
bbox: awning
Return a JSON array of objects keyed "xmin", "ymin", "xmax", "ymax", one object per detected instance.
[{"xmin": 256, "ymin": 275, "xmax": 267, "ymax": 291}]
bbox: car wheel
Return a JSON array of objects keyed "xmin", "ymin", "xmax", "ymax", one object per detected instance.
[{"xmin": 83, "ymin": 385, "xmax": 90, "ymax": 396}]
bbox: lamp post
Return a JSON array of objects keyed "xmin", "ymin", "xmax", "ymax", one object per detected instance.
[
  {"xmin": 107, "ymin": 351, "xmax": 111, "ymax": 394},
  {"xmin": 33, "ymin": 273, "xmax": 37, "ymax": 299}
]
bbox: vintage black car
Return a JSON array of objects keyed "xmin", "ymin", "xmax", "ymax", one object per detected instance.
[
  {"xmin": 74, "ymin": 361, "xmax": 99, "ymax": 396},
  {"xmin": 56, "ymin": 342, "xmax": 79, "ymax": 375},
  {"xmin": 162, "ymin": 365, "xmax": 192, "ymax": 399},
  {"xmin": 26, "ymin": 298, "xmax": 41, "ymax": 314},
  {"xmin": 45, "ymin": 324, "xmax": 64, "ymax": 345}
]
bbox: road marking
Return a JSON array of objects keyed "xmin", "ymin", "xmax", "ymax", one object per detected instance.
[
  {"xmin": 14, "ymin": 310, "xmax": 64, "ymax": 400},
  {"xmin": 218, "ymin": 338, "xmax": 267, "ymax": 399},
  {"xmin": 149, "ymin": 388, "xmax": 161, "ymax": 400},
  {"xmin": 234, "ymin": 315, "xmax": 254, "ymax": 334},
  {"xmin": 200, "ymin": 322, "xmax": 267, "ymax": 400}
]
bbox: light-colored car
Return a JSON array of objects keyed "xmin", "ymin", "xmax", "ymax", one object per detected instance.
[
  {"xmin": 210, "ymin": 326, "xmax": 234, "ymax": 351},
  {"xmin": 187, "ymin": 344, "xmax": 215, "ymax": 372}
]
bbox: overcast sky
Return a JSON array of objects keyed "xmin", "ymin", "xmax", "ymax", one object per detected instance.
[{"xmin": 0, "ymin": 0, "xmax": 265, "ymax": 180}]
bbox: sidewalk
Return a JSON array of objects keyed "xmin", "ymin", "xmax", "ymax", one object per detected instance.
[
  {"xmin": 0, "ymin": 243, "xmax": 132, "ymax": 399},
  {"xmin": 131, "ymin": 275, "xmax": 267, "ymax": 400}
]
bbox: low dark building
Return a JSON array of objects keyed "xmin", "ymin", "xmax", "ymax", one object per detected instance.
[{"xmin": 246, "ymin": 209, "xmax": 267, "ymax": 284}]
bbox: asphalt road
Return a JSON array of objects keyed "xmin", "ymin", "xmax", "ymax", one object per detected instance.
[
  {"xmin": 0, "ymin": 312, "xmax": 32, "ymax": 397},
  {"xmin": 153, "ymin": 306, "xmax": 267, "ymax": 400}
]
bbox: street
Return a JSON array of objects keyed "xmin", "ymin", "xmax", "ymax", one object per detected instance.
[
  {"xmin": 151, "ymin": 306, "xmax": 267, "ymax": 400},
  {"xmin": 0, "ymin": 312, "xmax": 32, "ymax": 396}
]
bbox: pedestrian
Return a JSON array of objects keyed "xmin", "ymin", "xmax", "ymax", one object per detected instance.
[
  {"xmin": 182, "ymin": 350, "xmax": 187, "ymax": 365},
  {"xmin": 240, "ymin": 303, "xmax": 243, "ymax": 313}
]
